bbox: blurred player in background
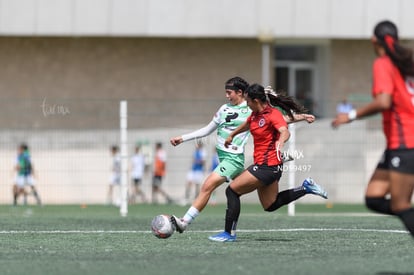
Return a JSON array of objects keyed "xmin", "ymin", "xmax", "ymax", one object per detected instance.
[
  {"xmin": 107, "ymin": 145, "xmax": 121, "ymax": 205},
  {"xmin": 332, "ymin": 20, "xmax": 414, "ymax": 238},
  {"xmin": 129, "ymin": 145, "xmax": 148, "ymax": 204},
  {"xmin": 336, "ymin": 98, "xmax": 354, "ymax": 114},
  {"xmin": 208, "ymin": 148, "xmax": 220, "ymax": 206},
  {"xmin": 183, "ymin": 141, "xmax": 206, "ymax": 205},
  {"xmin": 152, "ymin": 142, "xmax": 174, "ymax": 204},
  {"xmin": 209, "ymin": 84, "xmax": 327, "ymax": 242},
  {"xmin": 13, "ymin": 143, "xmax": 41, "ymax": 206}
]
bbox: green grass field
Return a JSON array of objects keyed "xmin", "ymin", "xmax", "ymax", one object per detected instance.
[{"xmin": 0, "ymin": 203, "xmax": 412, "ymax": 275}]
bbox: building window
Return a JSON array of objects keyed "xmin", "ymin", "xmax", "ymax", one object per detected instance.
[
  {"xmin": 274, "ymin": 46, "xmax": 317, "ymax": 115},
  {"xmin": 275, "ymin": 46, "xmax": 316, "ymax": 62}
]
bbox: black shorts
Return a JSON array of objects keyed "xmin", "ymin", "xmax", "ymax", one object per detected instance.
[
  {"xmin": 376, "ymin": 148, "xmax": 414, "ymax": 175},
  {"xmin": 132, "ymin": 178, "xmax": 142, "ymax": 186},
  {"xmin": 246, "ymin": 164, "xmax": 283, "ymax": 186},
  {"xmin": 152, "ymin": 176, "xmax": 163, "ymax": 187}
]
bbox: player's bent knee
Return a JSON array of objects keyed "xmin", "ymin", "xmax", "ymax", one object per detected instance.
[
  {"xmin": 225, "ymin": 186, "xmax": 239, "ymax": 199},
  {"xmin": 365, "ymin": 197, "xmax": 382, "ymax": 211},
  {"xmin": 365, "ymin": 196, "xmax": 394, "ymax": 215}
]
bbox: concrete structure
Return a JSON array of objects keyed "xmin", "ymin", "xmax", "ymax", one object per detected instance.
[
  {"xmin": 1, "ymin": 0, "xmax": 413, "ymax": 38},
  {"xmin": 0, "ymin": 0, "xmax": 412, "ymax": 204}
]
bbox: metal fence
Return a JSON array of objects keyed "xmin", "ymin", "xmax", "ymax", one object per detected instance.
[{"xmin": 0, "ymin": 98, "xmax": 385, "ymax": 206}]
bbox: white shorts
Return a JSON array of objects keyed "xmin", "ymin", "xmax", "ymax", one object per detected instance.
[
  {"xmin": 186, "ymin": 170, "xmax": 204, "ymax": 185},
  {"xmin": 110, "ymin": 173, "xmax": 121, "ymax": 185},
  {"xmin": 15, "ymin": 175, "xmax": 35, "ymax": 188}
]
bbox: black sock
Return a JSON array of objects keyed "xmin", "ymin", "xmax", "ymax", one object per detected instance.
[
  {"xmin": 396, "ymin": 208, "xmax": 414, "ymax": 237},
  {"xmin": 365, "ymin": 197, "xmax": 393, "ymax": 215},
  {"xmin": 224, "ymin": 186, "xmax": 240, "ymax": 234},
  {"xmin": 265, "ymin": 187, "xmax": 306, "ymax": 212}
]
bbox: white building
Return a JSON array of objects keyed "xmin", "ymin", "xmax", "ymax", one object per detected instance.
[{"xmin": 1, "ymin": 0, "xmax": 412, "ymax": 204}]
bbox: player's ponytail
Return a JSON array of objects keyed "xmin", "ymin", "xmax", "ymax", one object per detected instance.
[
  {"xmin": 245, "ymin": 84, "xmax": 307, "ymax": 120},
  {"xmin": 264, "ymin": 86, "xmax": 307, "ymax": 120},
  {"xmin": 374, "ymin": 20, "xmax": 414, "ymax": 77}
]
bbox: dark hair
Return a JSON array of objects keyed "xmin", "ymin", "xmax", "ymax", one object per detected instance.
[
  {"xmin": 245, "ymin": 84, "xmax": 307, "ymax": 119},
  {"xmin": 374, "ymin": 20, "xmax": 414, "ymax": 77},
  {"xmin": 225, "ymin": 76, "xmax": 249, "ymax": 93},
  {"xmin": 20, "ymin": 143, "xmax": 28, "ymax": 151}
]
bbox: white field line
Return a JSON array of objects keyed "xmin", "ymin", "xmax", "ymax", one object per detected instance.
[
  {"xmin": 0, "ymin": 228, "xmax": 408, "ymax": 234},
  {"xmin": 242, "ymin": 212, "xmax": 384, "ymax": 217}
]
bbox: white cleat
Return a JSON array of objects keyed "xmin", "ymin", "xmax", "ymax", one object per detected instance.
[{"xmin": 170, "ymin": 215, "xmax": 187, "ymax": 233}]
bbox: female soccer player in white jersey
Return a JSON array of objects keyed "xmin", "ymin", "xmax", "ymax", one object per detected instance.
[
  {"xmin": 170, "ymin": 77, "xmax": 250, "ymax": 232},
  {"xmin": 170, "ymin": 77, "xmax": 315, "ymax": 233}
]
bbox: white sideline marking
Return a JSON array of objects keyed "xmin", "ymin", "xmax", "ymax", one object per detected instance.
[{"xmin": 0, "ymin": 228, "xmax": 408, "ymax": 234}]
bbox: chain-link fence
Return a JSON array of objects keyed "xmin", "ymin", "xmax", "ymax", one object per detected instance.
[{"xmin": 0, "ymin": 97, "xmax": 385, "ymax": 205}]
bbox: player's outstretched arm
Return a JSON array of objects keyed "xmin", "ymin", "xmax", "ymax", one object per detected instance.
[
  {"xmin": 331, "ymin": 93, "xmax": 391, "ymax": 129},
  {"xmin": 170, "ymin": 120, "xmax": 218, "ymax": 147},
  {"xmin": 284, "ymin": 113, "xmax": 315, "ymax": 124}
]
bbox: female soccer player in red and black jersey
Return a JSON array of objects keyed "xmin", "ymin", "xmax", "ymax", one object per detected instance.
[
  {"xmin": 209, "ymin": 84, "xmax": 328, "ymax": 242},
  {"xmin": 332, "ymin": 20, "xmax": 414, "ymax": 238}
]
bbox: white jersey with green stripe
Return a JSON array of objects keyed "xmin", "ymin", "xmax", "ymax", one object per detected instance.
[{"xmin": 213, "ymin": 101, "xmax": 251, "ymax": 154}]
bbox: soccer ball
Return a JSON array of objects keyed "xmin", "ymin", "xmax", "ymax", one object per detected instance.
[{"xmin": 151, "ymin": 214, "xmax": 174, "ymax": 239}]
